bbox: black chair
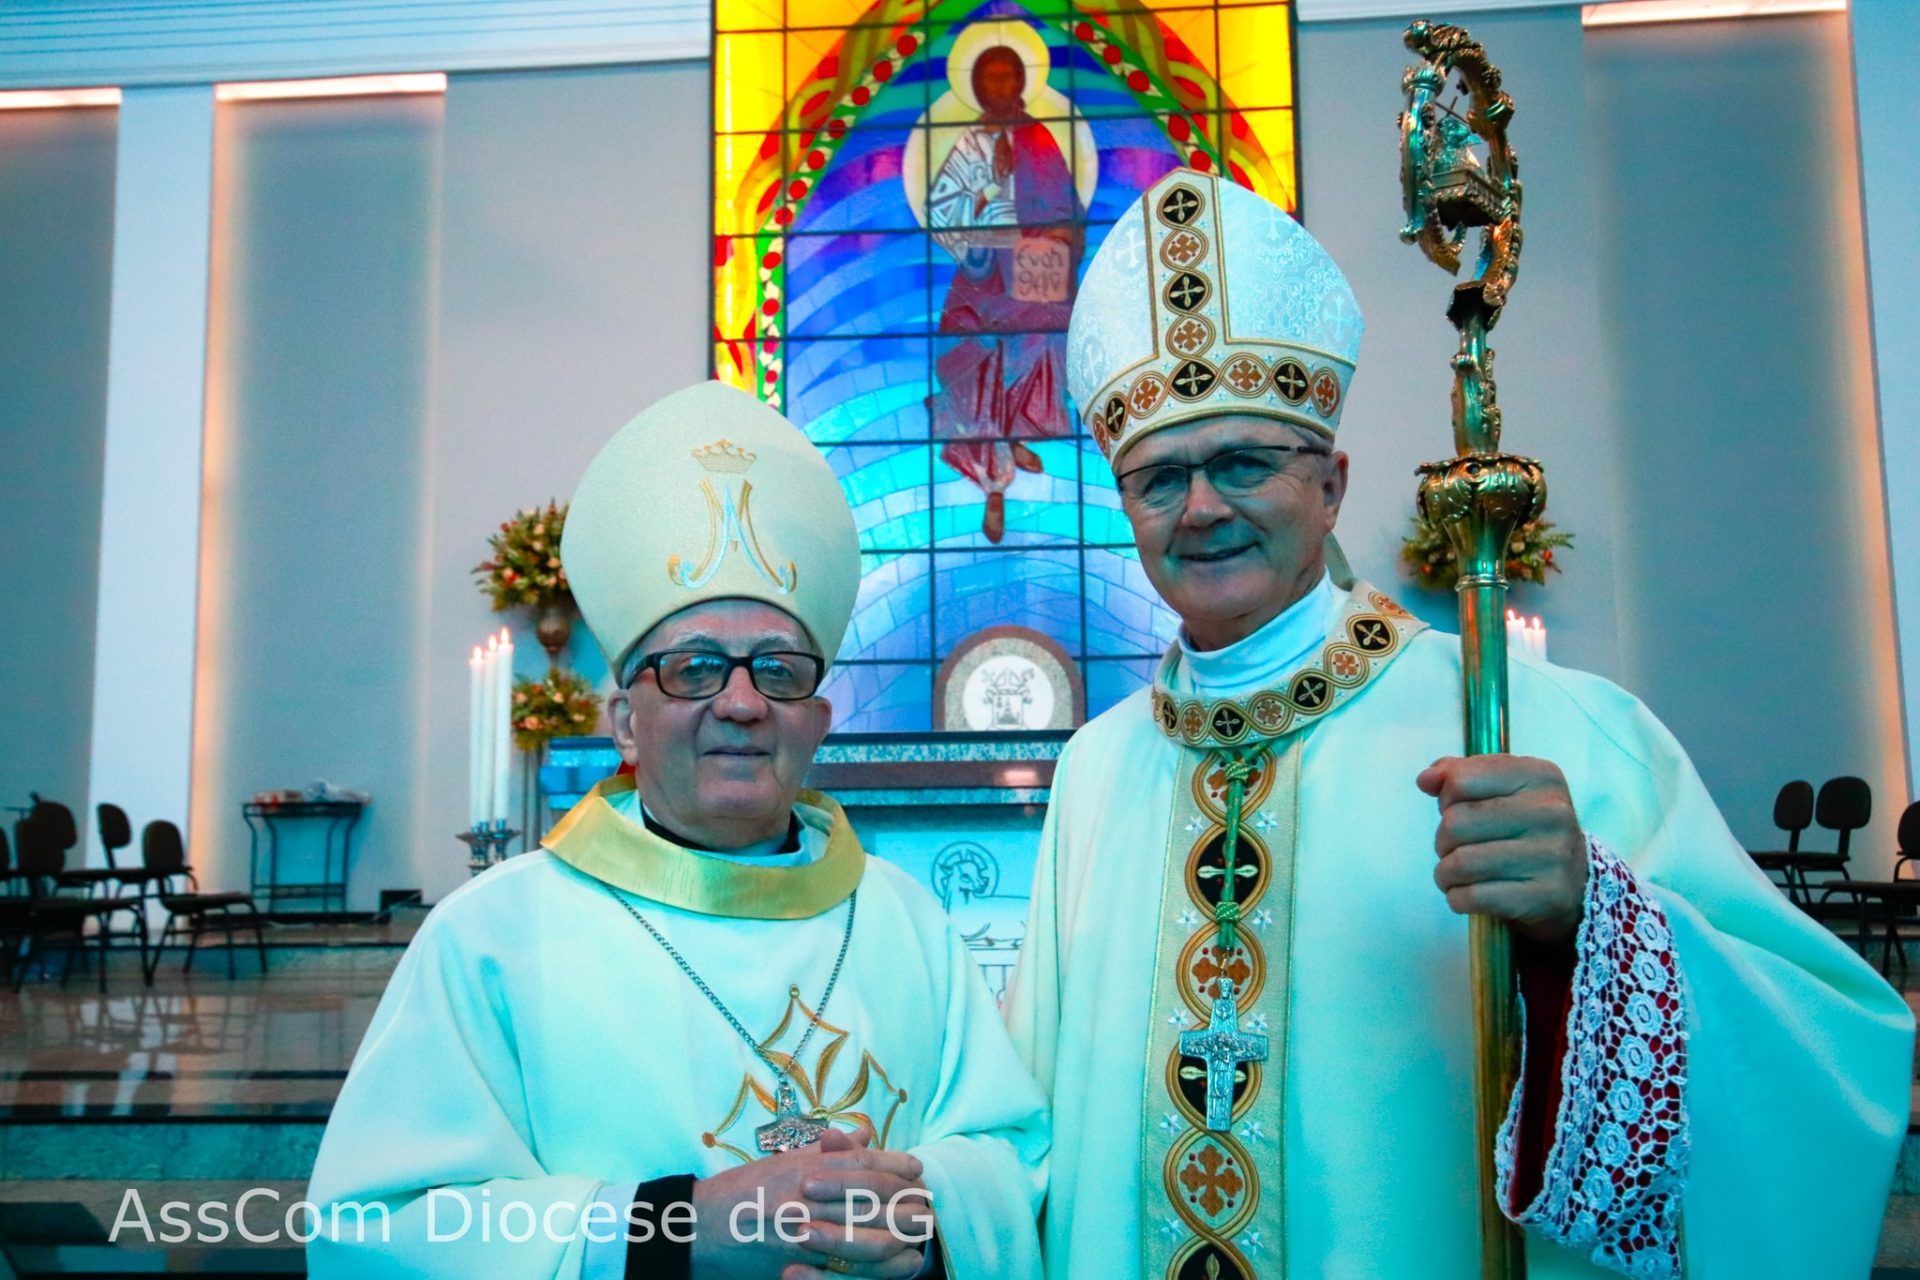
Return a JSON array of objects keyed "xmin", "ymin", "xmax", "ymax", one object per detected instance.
[
  {"xmin": 1748, "ymin": 780, "xmax": 1816, "ymax": 902},
  {"xmin": 142, "ymin": 820, "xmax": 267, "ymax": 980},
  {"xmin": 97, "ymin": 803, "xmax": 132, "ymax": 870},
  {"xmin": 92, "ymin": 803, "xmax": 168, "ymax": 896},
  {"xmin": 1824, "ymin": 801, "xmax": 1920, "ymax": 977},
  {"xmin": 11, "ymin": 815, "xmax": 151, "ymax": 992},
  {"xmin": 1802, "ymin": 776, "xmax": 1873, "ymax": 909},
  {"xmin": 30, "ymin": 796, "xmax": 124, "ymax": 897}
]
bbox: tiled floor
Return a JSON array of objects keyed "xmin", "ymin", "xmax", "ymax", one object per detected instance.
[{"xmin": 2, "ymin": 912, "xmax": 1917, "ymax": 1274}]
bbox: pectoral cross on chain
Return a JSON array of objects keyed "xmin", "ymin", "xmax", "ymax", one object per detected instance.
[
  {"xmin": 755, "ymin": 1079, "xmax": 829, "ymax": 1154},
  {"xmin": 1179, "ymin": 979, "xmax": 1268, "ymax": 1132}
]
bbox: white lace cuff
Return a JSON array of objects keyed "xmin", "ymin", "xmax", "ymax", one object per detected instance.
[{"xmin": 1497, "ymin": 836, "xmax": 1689, "ymax": 1277}]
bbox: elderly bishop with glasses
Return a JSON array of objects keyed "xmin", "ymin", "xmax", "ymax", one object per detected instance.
[
  {"xmin": 309, "ymin": 382, "xmax": 1047, "ymax": 1280},
  {"xmin": 1002, "ymin": 171, "xmax": 1911, "ymax": 1279}
]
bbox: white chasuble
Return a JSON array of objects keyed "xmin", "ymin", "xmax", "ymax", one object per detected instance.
[
  {"xmin": 308, "ymin": 777, "xmax": 1047, "ymax": 1279},
  {"xmin": 1004, "ymin": 580, "xmax": 1912, "ymax": 1280}
]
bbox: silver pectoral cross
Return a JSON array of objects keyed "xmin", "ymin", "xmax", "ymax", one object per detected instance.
[
  {"xmin": 1179, "ymin": 979, "xmax": 1268, "ymax": 1132},
  {"xmin": 755, "ymin": 1078, "xmax": 829, "ymax": 1154}
]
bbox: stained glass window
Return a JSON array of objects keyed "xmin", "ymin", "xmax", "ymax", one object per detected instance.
[{"xmin": 712, "ymin": 0, "xmax": 1299, "ymax": 732}]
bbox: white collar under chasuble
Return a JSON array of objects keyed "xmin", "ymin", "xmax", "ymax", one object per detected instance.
[
  {"xmin": 542, "ymin": 776, "xmax": 863, "ymax": 919},
  {"xmin": 1136, "ymin": 579, "xmax": 1425, "ymax": 1280}
]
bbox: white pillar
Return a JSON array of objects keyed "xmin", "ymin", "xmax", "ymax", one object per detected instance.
[
  {"xmin": 1851, "ymin": 4, "xmax": 1920, "ymax": 803},
  {"xmin": 85, "ymin": 86, "xmax": 216, "ymax": 864}
]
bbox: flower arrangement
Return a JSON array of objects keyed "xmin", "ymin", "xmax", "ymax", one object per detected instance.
[
  {"xmin": 511, "ymin": 670, "xmax": 602, "ymax": 752},
  {"xmin": 475, "ymin": 501, "xmax": 572, "ymax": 612},
  {"xmin": 1400, "ymin": 513, "xmax": 1573, "ymax": 592}
]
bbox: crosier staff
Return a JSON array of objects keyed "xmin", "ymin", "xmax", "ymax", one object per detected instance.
[{"xmin": 1399, "ymin": 19, "xmax": 1542, "ymax": 1280}]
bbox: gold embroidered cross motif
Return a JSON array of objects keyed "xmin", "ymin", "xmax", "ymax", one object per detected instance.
[
  {"xmin": 703, "ymin": 988, "xmax": 906, "ymax": 1162},
  {"xmin": 667, "ymin": 439, "xmax": 799, "ymax": 593}
]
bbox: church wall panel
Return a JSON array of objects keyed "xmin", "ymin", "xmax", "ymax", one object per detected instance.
[
  {"xmin": 193, "ymin": 92, "xmax": 442, "ymax": 901},
  {"xmin": 409, "ymin": 62, "xmax": 711, "ymax": 906},
  {"xmin": 1587, "ymin": 11, "xmax": 1905, "ymax": 869},
  {"xmin": 0, "ymin": 107, "xmax": 116, "ymax": 831}
]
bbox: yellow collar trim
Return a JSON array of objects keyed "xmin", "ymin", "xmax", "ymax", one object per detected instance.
[
  {"xmin": 1150, "ymin": 582, "xmax": 1426, "ymax": 748},
  {"xmin": 542, "ymin": 776, "xmax": 864, "ymax": 920}
]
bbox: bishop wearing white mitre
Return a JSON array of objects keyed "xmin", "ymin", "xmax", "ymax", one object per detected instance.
[
  {"xmin": 309, "ymin": 382, "xmax": 1047, "ymax": 1279},
  {"xmin": 1003, "ymin": 170, "xmax": 1913, "ymax": 1278}
]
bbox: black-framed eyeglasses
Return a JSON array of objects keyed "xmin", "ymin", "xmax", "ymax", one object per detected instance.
[
  {"xmin": 626, "ymin": 649, "xmax": 825, "ymax": 701},
  {"xmin": 1114, "ymin": 444, "xmax": 1331, "ymax": 512}
]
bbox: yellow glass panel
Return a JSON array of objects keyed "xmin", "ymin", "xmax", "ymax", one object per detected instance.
[
  {"xmin": 716, "ymin": 133, "xmax": 783, "ymax": 235},
  {"xmin": 787, "ymin": 29, "xmax": 845, "ymax": 99},
  {"xmin": 1153, "ymin": 8, "xmax": 1219, "ymax": 115},
  {"xmin": 715, "ymin": 32, "xmax": 786, "ymax": 134},
  {"xmin": 1216, "ymin": 6, "xmax": 1291, "ymax": 110},
  {"xmin": 716, "ymin": 0, "xmax": 782, "ymax": 30},
  {"xmin": 1229, "ymin": 108, "xmax": 1297, "ymax": 210},
  {"xmin": 788, "ymin": 0, "xmax": 873, "ymax": 31},
  {"xmin": 713, "ymin": 242, "xmax": 780, "ymax": 349}
]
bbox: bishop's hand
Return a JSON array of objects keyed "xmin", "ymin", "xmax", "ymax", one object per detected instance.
[
  {"xmin": 1417, "ymin": 754, "xmax": 1588, "ymax": 948},
  {"xmin": 689, "ymin": 1122, "xmax": 929, "ymax": 1280}
]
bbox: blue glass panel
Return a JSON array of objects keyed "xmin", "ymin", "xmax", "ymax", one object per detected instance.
[
  {"xmin": 822, "ymin": 662, "xmax": 933, "ymax": 732},
  {"xmin": 1084, "ymin": 656, "xmax": 1157, "ymax": 717},
  {"xmin": 1083, "ymin": 545, "xmax": 1180, "ymax": 655},
  {"xmin": 840, "ymin": 552, "xmax": 933, "ymax": 661},
  {"xmin": 792, "ymin": 128, "xmax": 922, "ymax": 234},
  {"xmin": 786, "ymin": 337, "xmax": 932, "ymax": 443},
  {"xmin": 932, "ymin": 435, "xmax": 1083, "ymax": 548},
  {"xmin": 1081, "ymin": 117, "xmax": 1186, "ymax": 221},
  {"xmin": 1076, "ymin": 438, "xmax": 1133, "ymax": 544},
  {"xmin": 934, "ymin": 549, "xmax": 1081, "ymax": 655},
  {"xmin": 784, "ymin": 231, "xmax": 933, "ymax": 337},
  {"xmin": 825, "ymin": 443, "xmax": 935, "ymax": 550}
]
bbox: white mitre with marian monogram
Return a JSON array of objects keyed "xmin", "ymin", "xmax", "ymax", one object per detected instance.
[
  {"xmin": 562, "ymin": 381, "xmax": 860, "ymax": 677},
  {"xmin": 1068, "ymin": 169, "xmax": 1365, "ymax": 467}
]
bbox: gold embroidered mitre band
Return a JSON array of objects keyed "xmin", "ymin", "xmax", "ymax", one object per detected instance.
[
  {"xmin": 1067, "ymin": 169, "xmax": 1365, "ymax": 468},
  {"xmin": 562, "ymin": 382, "xmax": 860, "ymax": 676}
]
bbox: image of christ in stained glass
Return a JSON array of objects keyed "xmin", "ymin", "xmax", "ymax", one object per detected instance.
[{"xmin": 904, "ymin": 21, "xmax": 1097, "ymax": 543}]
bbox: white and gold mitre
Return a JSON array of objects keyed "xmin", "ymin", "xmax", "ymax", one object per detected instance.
[
  {"xmin": 561, "ymin": 381, "xmax": 860, "ymax": 677},
  {"xmin": 1067, "ymin": 169, "xmax": 1365, "ymax": 467}
]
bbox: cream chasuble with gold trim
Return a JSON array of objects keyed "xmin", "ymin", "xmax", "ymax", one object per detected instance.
[
  {"xmin": 309, "ymin": 784, "xmax": 1048, "ymax": 1279},
  {"xmin": 1005, "ymin": 579, "xmax": 1911, "ymax": 1280}
]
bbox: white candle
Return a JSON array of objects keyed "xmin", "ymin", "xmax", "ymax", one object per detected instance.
[
  {"xmin": 480, "ymin": 634, "xmax": 500, "ymax": 826},
  {"xmin": 1530, "ymin": 616, "xmax": 1549, "ymax": 663},
  {"xmin": 494, "ymin": 627, "xmax": 514, "ymax": 826},
  {"xmin": 468, "ymin": 645, "xmax": 486, "ymax": 828},
  {"xmin": 1505, "ymin": 608, "xmax": 1524, "ymax": 661}
]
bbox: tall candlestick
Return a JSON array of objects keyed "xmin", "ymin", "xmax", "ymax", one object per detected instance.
[{"xmin": 494, "ymin": 627, "xmax": 514, "ymax": 826}]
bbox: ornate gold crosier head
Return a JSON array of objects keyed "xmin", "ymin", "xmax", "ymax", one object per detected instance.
[{"xmin": 1401, "ymin": 20, "xmax": 1544, "ymax": 584}]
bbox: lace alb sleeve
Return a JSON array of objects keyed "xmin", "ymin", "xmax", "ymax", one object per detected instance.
[{"xmin": 1497, "ymin": 836, "xmax": 1689, "ymax": 1277}]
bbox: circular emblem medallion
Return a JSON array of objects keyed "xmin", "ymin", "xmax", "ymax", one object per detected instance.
[
  {"xmin": 1129, "ymin": 372, "xmax": 1169, "ymax": 417},
  {"xmin": 1222, "ymin": 353, "xmax": 1267, "ymax": 396},
  {"xmin": 1158, "ymin": 183, "xmax": 1204, "ymax": 227},
  {"xmin": 1309, "ymin": 368, "xmax": 1342, "ymax": 417},
  {"xmin": 1271, "ymin": 358, "xmax": 1310, "ymax": 405},
  {"xmin": 1348, "ymin": 615, "xmax": 1395, "ymax": 654},
  {"xmin": 1160, "ymin": 228, "xmax": 1207, "ymax": 267},
  {"xmin": 1170, "ymin": 359, "xmax": 1219, "ymax": 401},
  {"xmin": 1165, "ymin": 270, "xmax": 1210, "ymax": 314},
  {"xmin": 1166, "ymin": 315, "xmax": 1215, "ymax": 358}
]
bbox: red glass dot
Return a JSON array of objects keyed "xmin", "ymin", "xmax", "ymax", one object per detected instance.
[
  {"xmin": 765, "ymin": 367, "xmax": 779, "ymax": 383},
  {"xmin": 826, "ymin": 118, "xmax": 848, "ymax": 138},
  {"xmin": 758, "ymin": 135, "xmax": 780, "ymax": 161},
  {"xmin": 1101, "ymin": 44, "xmax": 1123, "ymax": 65},
  {"xmin": 774, "ymin": 208, "xmax": 793, "ymax": 226},
  {"xmin": 806, "ymin": 149, "xmax": 827, "ymax": 170},
  {"xmin": 788, "ymin": 179, "xmax": 809, "ymax": 199},
  {"xmin": 851, "ymin": 86, "xmax": 871, "ymax": 106},
  {"xmin": 896, "ymin": 34, "xmax": 918, "ymax": 55},
  {"xmin": 1189, "ymin": 150, "xmax": 1212, "ymax": 171},
  {"xmin": 1230, "ymin": 113, "xmax": 1249, "ymax": 140},
  {"xmin": 874, "ymin": 59, "xmax": 894, "ymax": 82},
  {"xmin": 761, "ymin": 250, "xmax": 782, "ymax": 269},
  {"xmin": 1126, "ymin": 70, "xmax": 1148, "ymax": 93},
  {"xmin": 762, "ymin": 338, "xmax": 779, "ymax": 354},
  {"xmin": 761, "ymin": 299, "xmax": 781, "ymax": 317},
  {"xmin": 1167, "ymin": 116, "xmax": 1191, "ymax": 141}
]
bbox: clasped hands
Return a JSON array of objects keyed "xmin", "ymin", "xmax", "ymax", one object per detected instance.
[
  {"xmin": 692, "ymin": 1123, "xmax": 934, "ymax": 1280},
  {"xmin": 1417, "ymin": 754, "xmax": 1589, "ymax": 949}
]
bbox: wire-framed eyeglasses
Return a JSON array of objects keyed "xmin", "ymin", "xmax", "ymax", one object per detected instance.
[
  {"xmin": 1114, "ymin": 444, "xmax": 1331, "ymax": 512},
  {"xmin": 626, "ymin": 649, "xmax": 825, "ymax": 701}
]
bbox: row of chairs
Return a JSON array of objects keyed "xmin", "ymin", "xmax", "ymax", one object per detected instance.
[
  {"xmin": 2, "ymin": 796, "xmax": 267, "ymax": 990},
  {"xmin": 1746, "ymin": 777, "xmax": 1920, "ymax": 974}
]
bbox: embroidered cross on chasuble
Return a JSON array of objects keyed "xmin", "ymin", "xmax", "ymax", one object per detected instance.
[{"xmin": 1142, "ymin": 585, "xmax": 1425, "ymax": 1280}]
